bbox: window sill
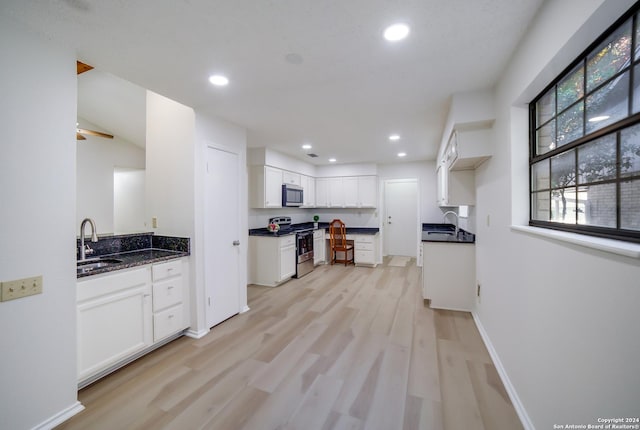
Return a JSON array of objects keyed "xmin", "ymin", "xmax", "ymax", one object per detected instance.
[{"xmin": 510, "ymin": 225, "xmax": 640, "ymax": 259}]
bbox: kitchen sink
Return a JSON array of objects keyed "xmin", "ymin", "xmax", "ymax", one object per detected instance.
[{"xmin": 77, "ymin": 258, "xmax": 124, "ymax": 274}]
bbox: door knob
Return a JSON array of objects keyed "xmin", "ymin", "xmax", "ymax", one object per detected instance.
[{"xmin": 233, "ymin": 240, "xmax": 240, "ymax": 246}]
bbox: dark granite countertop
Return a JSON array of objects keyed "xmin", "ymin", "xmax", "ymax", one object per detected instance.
[
  {"xmin": 77, "ymin": 249, "xmax": 189, "ymax": 278},
  {"xmin": 249, "ymin": 222, "xmax": 379, "ymax": 237},
  {"xmin": 421, "ymin": 223, "xmax": 475, "ymax": 244},
  {"xmin": 77, "ymin": 233, "xmax": 190, "ymax": 278}
]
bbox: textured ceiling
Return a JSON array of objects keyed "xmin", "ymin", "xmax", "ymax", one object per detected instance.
[{"xmin": 3, "ymin": 0, "xmax": 543, "ymax": 164}]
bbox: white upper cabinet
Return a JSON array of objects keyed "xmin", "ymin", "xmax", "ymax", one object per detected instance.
[
  {"xmin": 300, "ymin": 174, "xmax": 315, "ymax": 207},
  {"xmin": 328, "ymin": 177, "xmax": 345, "ymax": 207},
  {"xmin": 315, "ymin": 178, "xmax": 329, "ymax": 207},
  {"xmin": 249, "ymin": 165, "xmax": 283, "ymax": 208},
  {"xmin": 448, "ymin": 128, "xmax": 492, "ymax": 171},
  {"xmin": 356, "ymin": 176, "xmax": 377, "ymax": 207},
  {"xmin": 343, "ymin": 176, "xmax": 377, "ymax": 208},
  {"xmin": 343, "ymin": 177, "xmax": 358, "ymax": 207},
  {"xmin": 282, "ymin": 170, "xmax": 301, "ymax": 186}
]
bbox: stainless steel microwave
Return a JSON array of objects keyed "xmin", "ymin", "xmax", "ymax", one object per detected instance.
[{"xmin": 282, "ymin": 184, "xmax": 303, "ymax": 207}]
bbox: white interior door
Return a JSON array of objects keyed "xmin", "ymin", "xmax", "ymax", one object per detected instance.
[
  {"xmin": 205, "ymin": 146, "xmax": 240, "ymax": 328},
  {"xmin": 384, "ymin": 179, "xmax": 418, "ymax": 257}
]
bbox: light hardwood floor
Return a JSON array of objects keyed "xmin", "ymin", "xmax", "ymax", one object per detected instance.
[{"xmin": 57, "ymin": 257, "xmax": 522, "ymax": 430}]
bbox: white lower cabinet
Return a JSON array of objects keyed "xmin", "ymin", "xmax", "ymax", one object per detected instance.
[
  {"xmin": 422, "ymin": 242, "xmax": 475, "ymax": 311},
  {"xmin": 77, "ymin": 258, "xmax": 188, "ymax": 385},
  {"xmin": 77, "ymin": 267, "xmax": 153, "ymax": 383},
  {"xmin": 351, "ymin": 234, "xmax": 378, "ymax": 266},
  {"xmin": 151, "ymin": 259, "xmax": 186, "ymax": 342},
  {"xmin": 249, "ymin": 235, "xmax": 297, "ymax": 287},
  {"xmin": 313, "ymin": 229, "xmax": 325, "ymax": 265}
]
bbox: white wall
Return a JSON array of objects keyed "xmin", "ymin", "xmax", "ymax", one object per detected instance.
[
  {"xmin": 113, "ymin": 168, "xmax": 146, "ymax": 233},
  {"xmin": 0, "ymin": 17, "xmax": 82, "ymax": 430},
  {"xmin": 194, "ymin": 113, "xmax": 248, "ymax": 335},
  {"xmin": 475, "ymin": 0, "xmax": 640, "ymax": 428},
  {"xmin": 145, "ymin": 91, "xmax": 195, "ymax": 237},
  {"xmin": 76, "ymin": 119, "xmax": 145, "ymax": 234},
  {"xmin": 378, "ymin": 161, "xmax": 441, "ymax": 225}
]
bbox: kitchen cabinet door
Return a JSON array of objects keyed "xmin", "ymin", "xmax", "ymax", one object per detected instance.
[
  {"xmin": 357, "ymin": 176, "xmax": 377, "ymax": 207},
  {"xmin": 249, "ymin": 166, "xmax": 283, "ymax": 208},
  {"xmin": 313, "ymin": 229, "xmax": 325, "ymax": 265},
  {"xmin": 77, "ymin": 267, "xmax": 152, "ymax": 382},
  {"xmin": 328, "ymin": 177, "xmax": 344, "ymax": 207},
  {"xmin": 280, "ymin": 244, "xmax": 296, "ymax": 281},
  {"xmin": 282, "ymin": 170, "xmax": 301, "ymax": 186},
  {"xmin": 301, "ymin": 174, "xmax": 315, "ymax": 207},
  {"xmin": 315, "ymin": 178, "xmax": 329, "ymax": 207},
  {"xmin": 265, "ymin": 166, "xmax": 283, "ymax": 208},
  {"xmin": 343, "ymin": 177, "xmax": 359, "ymax": 207}
]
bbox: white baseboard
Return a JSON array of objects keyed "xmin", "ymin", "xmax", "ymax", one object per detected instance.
[
  {"xmin": 471, "ymin": 311, "xmax": 535, "ymax": 430},
  {"xmin": 33, "ymin": 401, "xmax": 84, "ymax": 430},
  {"xmin": 184, "ymin": 328, "xmax": 209, "ymax": 339},
  {"xmin": 240, "ymin": 305, "xmax": 250, "ymax": 313}
]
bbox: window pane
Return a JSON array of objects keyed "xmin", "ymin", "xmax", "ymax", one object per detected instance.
[
  {"xmin": 531, "ymin": 159, "xmax": 550, "ymax": 191},
  {"xmin": 551, "ymin": 187, "xmax": 577, "ymax": 223},
  {"xmin": 536, "ymin": 120, "xmax": 556, "ymax": 155},
  {"xmin": 585, "ymin": 71, "xmax": 629, "ymax": 134},
  {"xmin": 635, "ymin": 12, "xmax": 640, "ymax": 60},
  {"xmin": 551, "ymin": 149, "xmax": 576, "ymax": 188},
  {"xmin": 578, "ymin": 183, "xmax": 617, "ymax": 227},
  {"xmin": 621, "ymin": 179, "xmax": 640, "ymax": 230},
  {"xmin": 578, "ymin": 134, "xmax": 617, "ymax": 183},
  {"xmin": 633, "ymin": 64, "xmax": 640, "ymax": 113},
  {"xmin": 532, "ymin": 191, "xmax": 550, "ymax": 221},
  {"xmin": 557, "ymin": 63, "xmax": 584, "ymax": 112},
  {"xmin": 621, "ymin": 122, "xmax": 640, "ymax": 177},
  {"xmin": 536, "ymin": 88, "xmax": 555, "ymax": 127},
  {"xmin": 586, "ymin": 19, "xmax": 631, "ymax": 93},
  {"xmin": 557, "ymin": 102, "xmax": 584, "ymax": 146}
]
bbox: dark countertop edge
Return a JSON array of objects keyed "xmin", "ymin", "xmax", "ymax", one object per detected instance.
[
  {"xmin": 77, "ymin": 249, "xmax": 189, "ymax": 279},
  {"xmin": 249, "ymin": 226, "xmax": 380, "ymax": 237}
]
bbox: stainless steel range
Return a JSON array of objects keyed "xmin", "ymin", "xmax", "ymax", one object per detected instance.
[{"xmin": 269, "ymin": 216, "xmax": 315, "ymax": 279}]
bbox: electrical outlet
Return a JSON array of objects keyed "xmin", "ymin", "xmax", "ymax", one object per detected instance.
[
  {"xmin": 152, "ymin": 217, "xmax": 158, "ymax": 228},
  {"xmin": 1, "ymin": 276, "xmax": 43, "ymax": 302}
]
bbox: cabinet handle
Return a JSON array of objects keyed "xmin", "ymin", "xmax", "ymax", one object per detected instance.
[{"xmin": 233, "ymin": 240, "xmax": 240, "ymax": 246}]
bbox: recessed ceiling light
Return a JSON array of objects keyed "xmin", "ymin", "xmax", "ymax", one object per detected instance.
[
  {"xmin": 588, "ymin": 115, "xmax": 610, "ymax": 122},
  {"xmin": 208, "ymin": 74, "xmax": 229, "ymax": 86},
  {"xmin": 302, "ymin": 144, "xmax": 312, "ymax": 150},
  {"xmin": 329, "ymin": 158, "xmax": 337, "ymax": 163},
  {"xmin": 397, "ymin": 152, "xmax": 407, "ymax": 157},
  {"xmin": 389, "ymin": 134, "xmax": 401, "ymax": 141},
  {"xmin": 384, "ymin": 23, "xmax": 410, "ymax": 42}
]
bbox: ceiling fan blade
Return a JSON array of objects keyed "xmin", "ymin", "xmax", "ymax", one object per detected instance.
[
  {"xmin": 77, "ymin": 128, "xmax": 114, "ymax": 139},
  {"xmin": 76, "ymin": 133, "xmax": 86, "ymax": 140},
  {"xmin": 77, "ymin": 61, "xmax": 94, "ymax": 75}
]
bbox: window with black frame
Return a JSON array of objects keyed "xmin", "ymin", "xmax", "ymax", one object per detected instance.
[{"xmin": 530, "ymin": 2, "xmax": 640, "ymax": 243}]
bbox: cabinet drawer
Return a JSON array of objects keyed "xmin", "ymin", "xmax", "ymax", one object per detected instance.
[
  {"xmin": 313, "ymin": 230, "xmax": 324, "ymax": 239},
  {"xmin": 356, "ymin": 242, "xmax": 374, "ymax": 251},
  {"xmin": 152, "ymin": 259, "xmax": 182, "ymax": 281},
  {"xmin": 354, "ymin": 235, "xmax": 374, "ymax": 244},
  {"xmin": 355, "ymin": 250, "xmax": 374, "ymax": 264},
  {"xmin": 279, "ymin": 235, "xmax": 295, "ymax": 248},
  {"xmin": 153, "ymin": 305, "xmax": 184, "ymax": 342},
  {"xmin": 152, "ymin": 277, "xmax": 183, "ymax": 312}
]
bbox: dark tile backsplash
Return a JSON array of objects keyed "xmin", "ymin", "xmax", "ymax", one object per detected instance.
[{"xmin": 77, "ymin": 232, "xmax": 189, "ymax": 259}]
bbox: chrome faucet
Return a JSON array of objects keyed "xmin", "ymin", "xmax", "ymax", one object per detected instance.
[
  {"xmin": 442, "ymin": 210, "xmax": 459, "ymax": 237},
  {"xmin": 79, "ymin": 218, "xmax": 98, "ymax": 261}
]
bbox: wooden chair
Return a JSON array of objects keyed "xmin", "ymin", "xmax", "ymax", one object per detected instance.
[{"xmin": 329, "ymin": 219, "xmax": 354, "ymax": 266}]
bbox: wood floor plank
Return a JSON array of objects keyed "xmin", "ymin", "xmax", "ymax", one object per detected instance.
[
  {"xmin": 286, "ymin": 374, "xmax": 343, "ymax": 430},
  {"xmin": 364, "ymin": 342, "xmax": 411, "ymax": 430},
  {"xmin": 57, "ymin": 259, "xmax": 523, "ymax": 430}
]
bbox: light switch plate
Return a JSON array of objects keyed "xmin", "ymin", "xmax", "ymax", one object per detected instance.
[{"xmin": 1, "ymin": 276, "xmax": 43, "ymax": 302}]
